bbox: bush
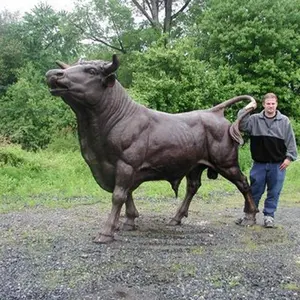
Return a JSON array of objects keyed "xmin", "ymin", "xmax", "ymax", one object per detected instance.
[
  {"xmin": 128, "ymin": 38, "xmax": 258, "ymax": 115},
  {"xmin": 290, "ymin": 118, "xmax": 300, "ymax": 145},
  {"xmin": 0, "ymin": 62, "xmax": 75, "ymax": 151},
  {"xmin": 46, "ymin": 130, "xmax": 80, "ymax": 153},
  {"xmin": 238, "ymin": 143, "xmax": 252, "ymax": 173}
]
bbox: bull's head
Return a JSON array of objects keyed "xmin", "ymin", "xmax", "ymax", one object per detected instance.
[{"xmin": 45, "ymin": 55, "xmax": 119, "ymax": 106}]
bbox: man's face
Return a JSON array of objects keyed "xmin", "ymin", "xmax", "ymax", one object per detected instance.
[{"xmin": 263, "ymin": 97, "xmax": 278, "ymax": 116}]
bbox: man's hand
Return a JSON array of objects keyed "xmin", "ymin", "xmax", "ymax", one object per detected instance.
[
  {"xmin": 244, "ymin": 100, "xmax": 257, "ymax": 111},
  {"xmin": 280, "ymin": 158, "xmax": 291, "ymax": 170}
]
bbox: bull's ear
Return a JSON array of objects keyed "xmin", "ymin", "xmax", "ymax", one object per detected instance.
[{"xmin": 103, "ymin": 74, "xmax": 116, "ymax": 87}]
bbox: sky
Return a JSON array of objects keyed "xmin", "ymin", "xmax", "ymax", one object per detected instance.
[{"xmin": 2, "ymin": 0, "xmax": 75, "ymax": 14}]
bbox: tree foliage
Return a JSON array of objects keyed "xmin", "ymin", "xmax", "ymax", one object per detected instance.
[
  {"xmin": 0, "ymin": 10, "xmax": 25, "ymax": 91},
  {"xmin": 130, "ymin": 0, "xmax": 194, "ymax": 37},
  {"xmin": 0, "ymin": 0, "xmax": 300, "ymax": 150},
  {"xmin": 192, "ymin": 0, "xmax": 300, "ymax": 118},
  {"xmin": 0, "ymin": 63, "xmax": 75, "ymax": 151},
  {"xmin": 128, "ymin": 38, "xmax": 256, "ymax": 116},
  {"xmin": 19, "ymin": 4, "xmax": 83, "ymax": 70},
  {"xmin": 70, "ymin": 0, "xmax": 139, "ymax": 53}
]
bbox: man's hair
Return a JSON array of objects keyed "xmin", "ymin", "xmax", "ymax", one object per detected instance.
[{"xmin": 262, "ymin": 92, "xmax": 278, "ymax": 102}]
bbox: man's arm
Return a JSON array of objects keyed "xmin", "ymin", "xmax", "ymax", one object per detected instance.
[
  {"xmin": 280, "ymin": 122, "xmax": 297, "ymax": 170},
  {"xmin": 285, "ymin": 121, "xmax": 298, "ymax": 162},
  {"xmin": 238, "ymin": 108, "xmax": 253, "ymax": 133}
]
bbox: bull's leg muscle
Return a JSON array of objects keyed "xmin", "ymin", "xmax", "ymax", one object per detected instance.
[{"xmin": 169, "ymin": 165, "xmax": 206, "ymax": 225}]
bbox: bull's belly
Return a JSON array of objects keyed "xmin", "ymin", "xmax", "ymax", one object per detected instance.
[
  {"xmin": 136, "ymin": 158, "xmax": 195, "ymax": 182},
  {"xmin": 82, "ymin": 149, "xmax": 212, "ymax": 193}
]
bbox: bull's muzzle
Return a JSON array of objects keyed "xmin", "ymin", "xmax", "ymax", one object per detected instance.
[{"xmin": 45, "ymin": 69, "xmax": 69, "ymax": 94}]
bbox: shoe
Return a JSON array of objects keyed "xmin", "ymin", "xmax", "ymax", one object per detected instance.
[
  {"xmin": 264, "ymin": 216, "xmax": 275, "ymax": 228},
  {"xmin": 235, "ymin": 213, "xmax": 256, "ymax": 226}
]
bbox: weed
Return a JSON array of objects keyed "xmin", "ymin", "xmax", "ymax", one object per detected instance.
[
  {"xmin": 190, "ymin": 246, "xmax": 204, "ymax": 255},
  {"xmin": 170, "ymin": 263, "xmax": 197, "ymax": 277},
  {"xmin": 281, "ymin": 282, "xmax": 300, "ymax": 291}
]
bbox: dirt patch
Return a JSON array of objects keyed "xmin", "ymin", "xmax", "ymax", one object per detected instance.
[{"xmin": 1, "ymin": 200, "xmax": 300, "ymax": 300}]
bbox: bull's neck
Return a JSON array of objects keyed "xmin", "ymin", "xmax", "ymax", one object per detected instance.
[
  {"xmin": 97, "ymin": 81, "xmax": 137, "ymax": 122},
  {"xmin": 77, "ymin": 81, "xmax": 139, "ymax": 138}
]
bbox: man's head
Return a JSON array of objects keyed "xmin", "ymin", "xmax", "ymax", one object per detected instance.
[{"xmin": 262, "ymin": 93, "xmax": 278, "ymax": 118}]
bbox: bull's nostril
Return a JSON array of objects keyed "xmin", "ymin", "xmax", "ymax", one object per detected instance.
[
  {"xmin": 49, "ymin": 77, "xmax": 57, "ymax": 85},
  {"xmin": 56, "ymin": 71, "xmax": 64, "ymax": 77}
]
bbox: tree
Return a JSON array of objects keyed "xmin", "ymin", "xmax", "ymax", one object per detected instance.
[
  {"xmin": 0, "ymin": 62, "xmax": 75, "ymax": 151},
  {"xmin": 19, "ymin": 3, "xmax": 83, "ymax": 71},
  {"xmin": 128, "ymin": 38, "xmax": 254, "ymax": 115},
  {"xmin": 191, "ymin": 0, "xmax": 300, "ymax": 118},
  {"xmin": 130, "ymin": 0, "xmax": 195, "ymax": 37},
  {"xmin": 70, "ymin": 0, "xmax": 141, "ymax": 53},
  {"xmin": 69, "ymin": 0, "xmax": 196, "ymax": 53},
  {"xmin": 0, "ymin": 10, "xmax": 25, "ymax": 92}
]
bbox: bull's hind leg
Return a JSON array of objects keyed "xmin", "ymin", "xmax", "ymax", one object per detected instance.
[
  {"xmin": 94, "ymin": 162, "xmax": 134, "ymax": 244},
  {"xmin": 169, "ymin": 165, "xmax": 207, "ymax": 225},
  {"xmin": 121, "ymin": 193, "xmax": 139, "ymax": 231},
  {"xmin": 216, "ymin": 165, "xmax": 258, "ymax": 215}
]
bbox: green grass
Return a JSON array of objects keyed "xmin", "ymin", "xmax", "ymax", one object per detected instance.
[
  {"xmin": 0, "ymin": 139, "xmax": 299, "ymax": 213},
  {"xmin": 0, "ymin": 143, "xmax": 110, "ymax": 212}
]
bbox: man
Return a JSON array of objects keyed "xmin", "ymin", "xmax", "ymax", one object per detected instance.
[{"xmin": 236, "ymin": 92, "xmax": 298, "ymax": 228}]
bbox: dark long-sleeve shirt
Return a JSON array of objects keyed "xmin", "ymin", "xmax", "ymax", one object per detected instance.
[{"xmin": 238, "ymin": 109, "xmax": 298, "ymax": 163}]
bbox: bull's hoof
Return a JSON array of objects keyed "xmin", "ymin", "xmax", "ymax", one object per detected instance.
[
  {"xmin": 121, "ymin": 222, "xmax": 136, "ymax": 231},
  {"xmin": 93, "ymin": 234, "xmax": 115, "ymax": 244},
  {"xmin": 235, "ymin": 213, "xmax": 256, "ymax": 226},
  {"xmin": 168, "ymin": 218, "xmax": 181, "ymax": 226}
]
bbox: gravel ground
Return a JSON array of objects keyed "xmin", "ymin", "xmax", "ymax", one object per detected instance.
[{"xmin": 1, "ymin": 199, "xmax": 300, "ymax": 300}]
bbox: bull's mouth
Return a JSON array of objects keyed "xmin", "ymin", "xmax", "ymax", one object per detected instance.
[
  {"xmin": 50, "ymin": 88, "xmax": 68, "ymax": 95},
  {"xmin": 48, "ymin": 78, "xmax": 69, "ymax": 95}
]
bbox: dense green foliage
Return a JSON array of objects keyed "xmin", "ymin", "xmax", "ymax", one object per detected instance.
[
  {"xmin": 0, "ymin": 0, "xmax": 300, "ymax": 149},
  {"xmin": 0, "ymin": 63, "xmax": 75, "ymax": 150},
  {"xmin": 0, "ymin": 11, "xmax": 25, "ymax": 91},
  {"xmin": 129, "ymin": 39, "xmax": 255, "ymax": 116},
  {"xmin": 192, "ymin": 0, "xmax": 300, "ymax": 119}
]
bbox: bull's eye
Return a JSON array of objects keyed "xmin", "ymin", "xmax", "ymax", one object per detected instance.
[{"xmin": 88, "ymin": 68, "xmax": 97, "ymax": 75}]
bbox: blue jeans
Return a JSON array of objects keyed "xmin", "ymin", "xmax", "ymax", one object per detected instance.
[{"xmin": 250, "ymin": 162, "xmax": 286, "ymax": 218}]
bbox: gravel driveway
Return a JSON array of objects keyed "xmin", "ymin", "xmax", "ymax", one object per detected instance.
[{"xmin": 1, "ymin": 198, "xmax": 300, "ymax": 300}]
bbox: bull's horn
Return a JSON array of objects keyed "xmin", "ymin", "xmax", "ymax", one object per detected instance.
[
  {"xmin": 56, "ymin": 60, "xmax": 70, "ymax": 69},
  {"xmin": 103, "ymin": 54, "xmax": 119, "ymax": 74}
]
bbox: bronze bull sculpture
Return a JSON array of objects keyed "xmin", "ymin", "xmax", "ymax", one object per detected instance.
[{"xmin": 46, "ymin": 55, "xmax": 258, "ymax": 243}]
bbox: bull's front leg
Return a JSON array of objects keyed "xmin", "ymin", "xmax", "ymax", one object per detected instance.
[
  {"xmin": 93, "ymin": 163, "xmax": 134, "ymax": 244},
  {"xmin": 93, "ymin": 186, "xmax": 127, "ymax": 243}
]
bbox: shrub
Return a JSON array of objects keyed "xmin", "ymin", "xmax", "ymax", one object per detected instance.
[{"xmin": 0, "ymin": 62, "xmax": 75, "ymax": 151}]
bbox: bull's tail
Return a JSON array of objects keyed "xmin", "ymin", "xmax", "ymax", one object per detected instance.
[
  {"xmin": 229, "ymin": 109, "xmax": 251, "ymax": 145},
  {"xmin": 210, "ymin": 95, "xmax": 256, "ymax": 112},
  {"xmin": 210, "ymin": 95, "xmax": 257, "ymax": 145}
]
